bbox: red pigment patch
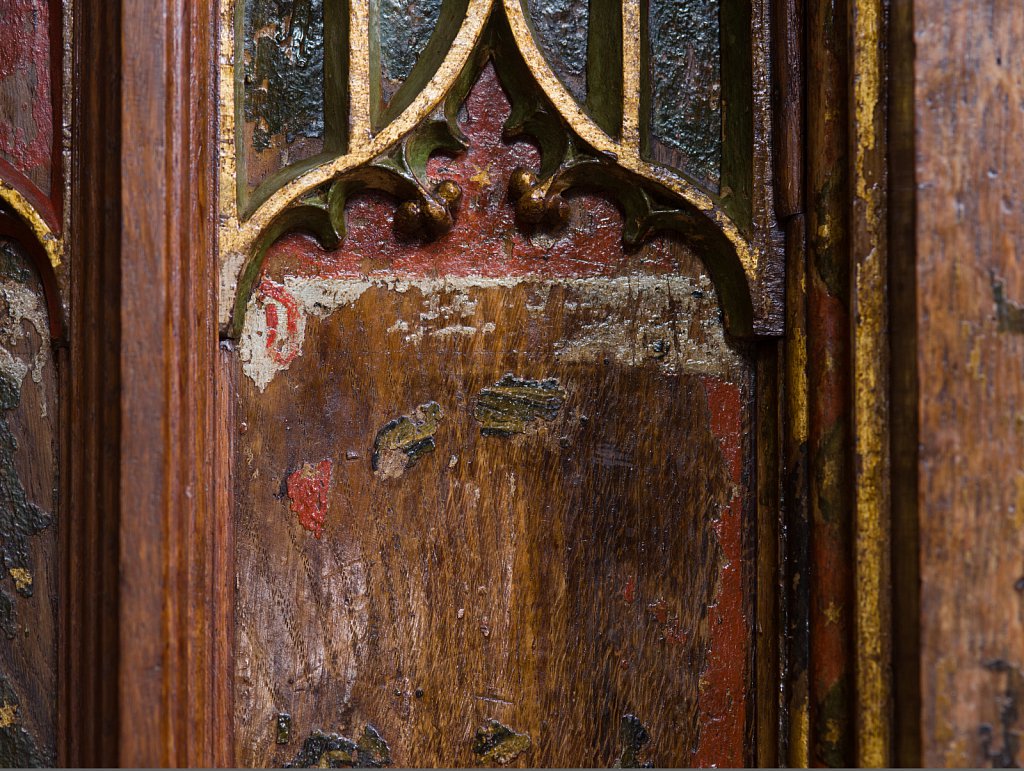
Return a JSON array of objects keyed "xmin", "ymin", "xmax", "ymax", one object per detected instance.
[
  {"xmin": 622, "ymin": 574, "xmax": 636, "ymax": 604},
  {"xmin": 286, "ymin": 460, "xmax": 332, "ymax": 539},
  {"xmin": 0, "ymin": 0, "xmax": 54, "ymax": 182},
  {"xmin": 258, "ymin": 278, "xmax": 301, "ymax": 366},
  {"xmin": 693, "ymin": 375, "xmax": 747, "ymax": 768},
  {"xmin": 261, "ymin": 64, "xmax": 688, "ymax": 284},
  {"xmin": 644, "ymin": 598, "xmax": 689, "ymax": 647},
  {"xmin": 647, "ymin": 598, "xmax": 668, "ymax": 626}
]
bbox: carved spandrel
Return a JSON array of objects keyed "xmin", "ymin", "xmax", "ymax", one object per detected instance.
[{"xmin": 219, "ymin": 0, "xmax": 782, "ymax": 337}]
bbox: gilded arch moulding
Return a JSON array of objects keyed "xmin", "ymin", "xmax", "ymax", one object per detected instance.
[{"xmin": 217, "ymin": 0, "xmax": 782, "ymax": 339}]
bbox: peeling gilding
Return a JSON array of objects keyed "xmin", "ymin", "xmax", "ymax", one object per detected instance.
[
  {"xmin": 0, "ymin": 703, "xmax": 15, "ymax": 730},
  {"xmin": 7, "ymin": 569, "xmax": 29, "ymax": 594}
]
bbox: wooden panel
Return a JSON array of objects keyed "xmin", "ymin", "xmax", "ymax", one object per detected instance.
[
  {"xmin": 232, "ymin": 68, "xmax": 756, "ymax": 768},
  {"xmin": 915, "ymin": 2, "xmax": 1024, "ymax": 766},
  {"xmin": 0, "ymin": 238, "xmax": 58, "ymax": 767}
]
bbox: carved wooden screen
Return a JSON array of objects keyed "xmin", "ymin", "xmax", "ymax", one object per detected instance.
[
  {"xmin": 0, "ymin": 0, "xmax": 69, "ymax": 765},
  {"xmin": 218, "ymin": 0, "xmax": 782, "ymax": 766}
]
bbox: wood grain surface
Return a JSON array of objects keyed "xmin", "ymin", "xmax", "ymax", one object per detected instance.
[
  {"xmin": 232, "ymin": 69, "xmax": 758, "ymax": 768},
  {"xmin": 234, "ymin": 273, "xmax": 754, "ymax": 768},
  {"xmin": 914, "ymin": 2, "xmax": 1024, "ymax": 766},
  {"xmin": 0, "ymin": 238, "xmax": 58, "ymax": 767}
]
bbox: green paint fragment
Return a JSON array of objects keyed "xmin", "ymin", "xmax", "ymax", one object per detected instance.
[
  {"xmin": 474, "ymin": 374, "xmax": 566, "ymax": 437},
  {"xmin": 287, "ymin": 725, "xmax": 391, "ymax": 768},
  {"xmin": 614, "ymin": 714, "xmax": 653, "ymax": 768},
  {"xmin": 372, "ymin": 402, "xmax": 443, "ymax": 478},
  {"xmin": 473, "ymin": 719, "xmax": 531, "ymax": 765}
]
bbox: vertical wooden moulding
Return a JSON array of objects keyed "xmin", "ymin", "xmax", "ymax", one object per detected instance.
[
  {"xmin": 771, "ymin": 0, "xmax": 808, "ymax": 764},
  {"xmin": 66, "ymin": 0, "xmax": 122, "ymax": 765},
  {"xmin": 783, "ymin": 214, "xmax": 811, "ymax": 769},
  {"xmin": 118, "ymin": 0, "xmax": 226, "ymax": 765},
  {"xmin": 848, "ymin": 0, "xmax": 892, "ymax": 765},
  {"xmin": 755, "ymin": 346, "xmax": 782, "ymax": 769},
  {"xmin": 214, "ymin": 345, "xmax": 237, "ymax": 767},
  {"xmin": 807, "ymin": 0, "xmax": 854, "ymax": 765},
  {"xmin": 887, "ymin": 0, "xmax": 920, "ymax": 765}
]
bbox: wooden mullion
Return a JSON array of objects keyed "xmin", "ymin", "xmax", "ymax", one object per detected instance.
[{"xmin": 116, "ymin": 0, "xmax": 225, "ymax": 765}]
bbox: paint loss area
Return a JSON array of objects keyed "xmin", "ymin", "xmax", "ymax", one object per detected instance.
[
  {"xmin": 232, "ymin": 61, "xmax": 752, "ymax": 769},
  {"xmin": 234, "ymin": 267, "xmax": 753, "ymax": 766}
]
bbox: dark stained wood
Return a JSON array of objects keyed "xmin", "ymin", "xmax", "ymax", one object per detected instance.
[
  {"xmin": 888, "ymin": 0, "xmax": 920, "ymax": 766},
  {"xmin": 772, "ymin": 0, "xmax": 803, "ymax": 221},
  {"xmin": 772, "ymin": 0, "xmax": 808, "ymax": 763},
  {"xmin": 65, "ymin": 0, "xmax": 121, "ymax": 764},
  {"xmin": 782, "ymin": 214, "xmax": 811, "ymax": 768},
  {"xmin": 914, "ymin": 2, "xmax": 1024, "ymax": 766},
  {"xmin": 755, "ymin": 345, "xmax": 781, "ymax": 769}
]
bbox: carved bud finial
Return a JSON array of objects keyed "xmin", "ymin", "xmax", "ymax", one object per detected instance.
[
  {"xmin": 393, "ymin": 180, "xmax": 463, "ymax": 239},
  {"xmin": 394, "ymin": 201, "xmax": 424, "ymax": 236},
  {"xmin": 434, "ymin": 180, "xmax": 463, "ymax": 210},
  {"xmin": 508, "ymin": 166, "xmax": 570, "ymax": 228}
]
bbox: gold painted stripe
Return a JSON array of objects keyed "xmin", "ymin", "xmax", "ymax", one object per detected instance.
[
  {"xmin": 851, "ymin": 0, "xmax": 891, "ymax": 765},
  {"xmin": 217, "ymin": 0, "xmax": 238, "ymax": 236},
  {"xmin": 348, "ymin": 0, "xmax": 372, "ymax": 150},
  {"xmin": 620, "ymin": 0, "xmax": 642, "ymax": 158}
]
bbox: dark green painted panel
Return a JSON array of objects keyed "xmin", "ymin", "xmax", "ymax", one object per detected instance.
[
  {"xmin": 527, "ymin": 0, "xmax": 588, "ymax": 103},
  {"xmin": 379, "ymin": 0, "xmax": 443, "ymax": 98},
  {"xmin": 244, "ymin": 0, "xmax": 325, "ymax": 152},
  {"xmin": 647, "ymin": 0, "xmax": 722, "ymax": 187}
]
